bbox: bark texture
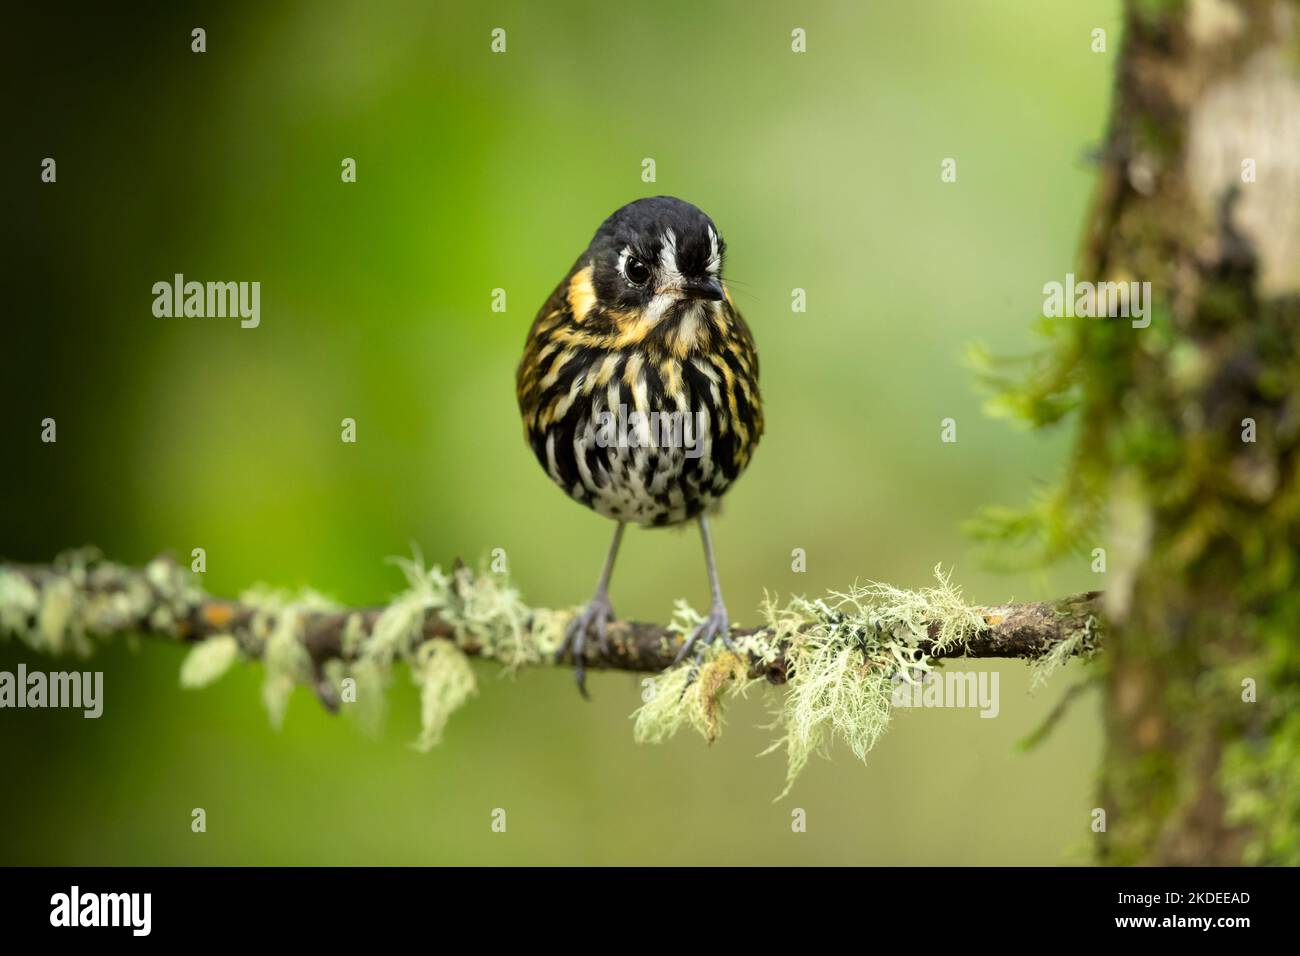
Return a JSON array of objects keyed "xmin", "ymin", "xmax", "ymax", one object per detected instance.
[{"xmin": 1086, "ymin": 0, "xmax": 1300, "ymax": 865}]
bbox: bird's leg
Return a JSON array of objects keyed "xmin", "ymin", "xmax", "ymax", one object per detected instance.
[
  {"xmin": 560, "ymin": 521, "xmax": 625, "ymax": 698},
  {"xmin": 673, "ymin": 515, "xmax": 737, "ymax": 665}
]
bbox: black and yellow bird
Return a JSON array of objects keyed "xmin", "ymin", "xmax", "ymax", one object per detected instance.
[{"xmin": 517, "ymin": 196, "xmax": 763, "ymax": 695}]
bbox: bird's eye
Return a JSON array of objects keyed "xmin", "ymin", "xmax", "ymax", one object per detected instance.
[{"xmin": 624, "ymin": 256, "xmax": 651, "ymax": 286}]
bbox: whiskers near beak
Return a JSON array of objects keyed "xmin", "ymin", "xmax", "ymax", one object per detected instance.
[{"xmin": 658, "ymin": 277, "xmax": 725, "ymax": 302}]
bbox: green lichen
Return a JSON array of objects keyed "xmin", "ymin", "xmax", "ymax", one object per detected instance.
[
  {"xmin": 231, "ymin": 585, "xmax": 339, "ymax": 727},
  {"xmin": 2, "ymin": 551, "xmax": 1066, "ymax": 802},
  {"xmin": 262, "ymin": 615, "xmax": 315, "ymax": 728},
  {"xmin": 179, "ymin": 635, "xmax": 241, "ymax": 689},
  {"xmin": 339, "ymin": 549, "xmax": 565, "ymax": 743},
  {"xmin": 0, "ymin": 551, "xmax": 203, "ymax": 658},
  {"xmin": 411, "ymin": 640, "xmax": 477, "ymax": 752},
  {"xmin": 634, "ymin": 566, "xmax": 986, "ymax": 797},
  {"xmin": 1030, "ymin": 614, "xmax": 1098, "ymax": 690},
  {"xmin": 0, "ymin": 570, "xmax": 41, "ymax": 649},
  {"xmin": 37, "ymin": 578, "xmax": 78, "ymax": 655},
  {"xmin": 634, "ymin": 650, "xmax": 761, "ymax": 746},
  {"xmin": 379, "ymin": 550, "xmax": 567, "ymax": 666},
  {"xmin": 347, "ymin": 558, "xmax": 442, "ymax": 736}
]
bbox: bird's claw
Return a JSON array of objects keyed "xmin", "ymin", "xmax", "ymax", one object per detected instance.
[
  {"xmin": 672, "ymin": 601, "xmax": 734, "ymax": 668},
  {"xmin": 559, "ymin": 593, "xmax": 616, "ymax": 699}
]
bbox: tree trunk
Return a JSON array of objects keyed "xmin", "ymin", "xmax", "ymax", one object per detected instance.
[{"xmin": 1091, "ymin": 0, "xmax": 1300, "ymax": 865}]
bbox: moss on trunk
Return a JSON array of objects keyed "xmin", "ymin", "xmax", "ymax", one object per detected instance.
[{"xmin": 985, "ymin": 0, "xmax": 1300, "ymax": 863}]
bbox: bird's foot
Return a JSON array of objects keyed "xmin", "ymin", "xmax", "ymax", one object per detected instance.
[
  {"xmin": 672, "ymin": 599, "xmax": 735, "ymax": 668},
  {"xmin": 558, "ymin": 591, "xmax": 616, "ymax": 699}
]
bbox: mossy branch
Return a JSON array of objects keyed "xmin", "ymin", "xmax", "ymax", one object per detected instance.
[
  {"xmin": 0, "ymin": 550, "xmax": 1103, "ymax": 793},
  {"xmin": 0, "ymin": 552, "xmax": 1101, "ymax": 679}
]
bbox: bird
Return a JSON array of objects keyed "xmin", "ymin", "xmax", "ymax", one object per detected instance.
[{"xmin": 516, "ymin": 196, "xmax": 763, "ymax": 696}]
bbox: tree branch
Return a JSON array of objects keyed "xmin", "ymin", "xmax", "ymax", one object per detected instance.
[{"xmin": 0, "ymin": 553, "xmax": 1103, "ymax": 692}]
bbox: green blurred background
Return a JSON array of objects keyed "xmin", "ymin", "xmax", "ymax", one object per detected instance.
[{"xmin": 2, "ymin": 0, "xmax": 1118, "ymax": 864}]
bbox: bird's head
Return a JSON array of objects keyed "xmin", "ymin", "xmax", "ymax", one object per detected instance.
[{"xmin": 580, "ymin": 196, "xmax": 728, "ymax": 324}]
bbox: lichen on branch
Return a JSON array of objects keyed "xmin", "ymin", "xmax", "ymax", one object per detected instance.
[
  {"xmin": 0, "ymin": 550, "xmax": 1101, "ymax": 794},
  {"xmin": 635, "ymin": 568, "xmax": 1021, "ymax": 796}
]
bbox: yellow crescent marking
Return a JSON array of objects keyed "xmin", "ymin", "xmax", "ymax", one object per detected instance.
[{"xmin": 567, "ymin": 266, "xmax": 597, "ymax": 322}]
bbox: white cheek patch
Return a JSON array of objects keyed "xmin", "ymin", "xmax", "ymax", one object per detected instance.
[{"xmin": 706, "ymin": 226, "xmax": 721, "ymax": 275}]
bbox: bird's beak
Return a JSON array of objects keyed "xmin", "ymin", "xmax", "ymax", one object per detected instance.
[{"xmin": 683, "ymin": 277, "xmax": 725, "ymax": 302}]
